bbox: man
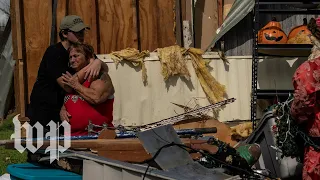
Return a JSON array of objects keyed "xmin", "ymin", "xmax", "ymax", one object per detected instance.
[{"xmin": 26, "ymin": 15, "xmax": 108, "ymax": 135}]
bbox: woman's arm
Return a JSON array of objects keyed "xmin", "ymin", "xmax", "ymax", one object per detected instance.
[
  {"xmin": 74, "ymin": 73, "xmax": 114, "ymax": 104},
  {"xmin": 60, "ymin": 104, "xmax": 71, "ymax": 122},
  {"xmin": 62, "ymin": 65, "xmax": 90, "ymax": 92},
  {"xmin": 63, "ymin": 72, "xmax": 114, "ymax": 105}
]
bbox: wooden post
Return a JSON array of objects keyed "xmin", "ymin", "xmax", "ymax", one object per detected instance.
[
  {"xmin": 11, "ymin": 0, "xmax": 26, "ymax": 117},
  {"xmin": 218, "ymin": 0, "xmax": 223, "ymax": 26}
]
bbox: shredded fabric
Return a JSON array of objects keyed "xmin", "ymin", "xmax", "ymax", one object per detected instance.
[
  {"xmin": 186, "ymin": 48, "xmax": 226, "ymax": 103},
  {"xmin": 109, "ymin": 48, "xmax": 150, "ymax": 84},
  {"xmin": 157, "ymin": 45, "xmax": 190, "ymax": 81},
  {"xmin": 109, "ymin": 46, "xmax": 226, "ymax": 104}
]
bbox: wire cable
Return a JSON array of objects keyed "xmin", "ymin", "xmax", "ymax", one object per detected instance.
[{"xmin": 141, "ymin": 141, "xmax": 276, "ymax": 179}]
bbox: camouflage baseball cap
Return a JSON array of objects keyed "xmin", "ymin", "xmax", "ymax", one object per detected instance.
[{"xmin": 60, "ymin": 15, "xmax": 90, "ymax": 32}]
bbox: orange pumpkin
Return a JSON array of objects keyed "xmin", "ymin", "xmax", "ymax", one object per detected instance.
[
  {"xmin": 258, "ymin": 18, "xmax": 288, "ymax": 44},
  {"xmin": 261, "ymin": 17, "xmax": 281, "ymax": 29},
  {"xmin": 288, "ymin": 18, "xmax": 311, "ymax": 40}
]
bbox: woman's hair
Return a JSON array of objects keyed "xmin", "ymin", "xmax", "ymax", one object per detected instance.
[
  {"xmin": 308, "ymin": 18, "xmax": 320, "ymax": 40},
  {"xmin": 68, "ymin": 43, "xmax": 95, "ymax": 61}
]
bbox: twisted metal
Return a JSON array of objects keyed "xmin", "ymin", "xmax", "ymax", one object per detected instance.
[{"xmin": 138, "ymin": 98, "xmax": 236, "ymax": 131}]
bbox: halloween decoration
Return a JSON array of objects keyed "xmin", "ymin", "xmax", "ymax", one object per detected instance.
[
  {"xmin": 287, "ymin": 31, "xmax": 312, "ymax": 44},
  {"xmin": 287, "ymin": 18, "xmax": 312, "ymax": 44},
  {"xmin": 258, "ymin": 17, "xmax": 288, "ymax": 44},
  {"xmin": 262, "ymin": 17, "xmax": 282, "ymax": 29}
]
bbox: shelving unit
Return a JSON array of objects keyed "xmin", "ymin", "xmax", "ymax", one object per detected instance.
[{"xmin": 251, "ymin": 0, "xmax": 320, "ymax": 129}]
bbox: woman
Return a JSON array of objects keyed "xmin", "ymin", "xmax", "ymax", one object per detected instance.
[
  {"xmin": 291, "ymin": 17, "xmax": 320, "ymax": 180},
  {"xmin": 61, "ymin": 43, "xmax": 115, "ymax": 136}
]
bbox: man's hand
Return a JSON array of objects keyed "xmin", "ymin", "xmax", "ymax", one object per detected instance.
[
  {"xmin": 62, "ymin": 71, "xmax": 80, "ymax": 89},
  {"xmin": 85, "ymin": 58, "xmax": 101, "ymax": 82},
  {"xmin": 60, "ymin": 107, "xmax": 71, "ymax": 122}
]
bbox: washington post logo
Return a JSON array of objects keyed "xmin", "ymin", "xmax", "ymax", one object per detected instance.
[{"xmin": 10, "ymin": 115, "xmax": 71, "ymax": 163}]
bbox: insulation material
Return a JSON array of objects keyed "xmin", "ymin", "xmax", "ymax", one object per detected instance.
[
  {"xmin": 98, "ymin": 54, "xmax": 299, "ymax": 126},
  {"xmin": 230, "ymin": 122, "xmax": 253, "ymax": 139},
  {"xmin": 157, "ymin": 45, "xmax": 190, "ymax": 81},
  {"xmin": 109, "ymin": 48, "xmax": 150, "ymax": 84},
  {"xmin": 187, "ymin": 48, "xmax": 226, "ymax": 103}
]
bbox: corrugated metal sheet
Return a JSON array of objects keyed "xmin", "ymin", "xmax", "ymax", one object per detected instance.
[
  {"xmin": 0, "ymin": 32, "xmax": 15, "ymax": 118},
  {"xmin": 98, "ymin": 53, "xmax": 306, "ymax": 126}
]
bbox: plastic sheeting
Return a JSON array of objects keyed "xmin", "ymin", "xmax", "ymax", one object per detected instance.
[
  {"xmin": 98, "ymin": 53, "xmax": 300, "ymax": 126},
  {"xmin": 0, "ymin": 32, "xmax": 15, "ymax": 118},
  {"xmin": 205, "ymin": 0, "xmax": 254, "ymax": 51}
]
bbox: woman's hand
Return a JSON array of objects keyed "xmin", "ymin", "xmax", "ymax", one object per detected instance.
[
  {"xmin": 62, "ymin": 71, "xmax": 80, "ymax": 89},
  {"xmin": 85, "ymin": 58, "xmax": 101, "ymax": 82},
  {"xmin": 60, "ymin": 107, "xmax": 71, "ymax": 122}
]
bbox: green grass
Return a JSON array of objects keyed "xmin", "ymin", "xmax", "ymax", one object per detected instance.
[{"xmin": 0, "ymin": 114, "xmax": 27, "ymax": 175}]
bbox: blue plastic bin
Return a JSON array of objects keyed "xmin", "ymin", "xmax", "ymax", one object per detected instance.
[{"xmin": 6, "ymin": 163, "xmax": 82, "ymax": 180}]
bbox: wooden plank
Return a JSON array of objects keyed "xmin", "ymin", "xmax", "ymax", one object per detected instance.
[
  {"xmin": 218, "ymin": 0, "xmax": 223, "ymax": 26},
  {"xmin": 194, "ymin": 0, "xmax": 218, "ymax": 50},
  {"xmin": 139, "ymin": 0, "xmax": 176, "ymax": 51},
  {"xmin": 56, "ymin": 0, "xmax": 67, "ymax": 43},
  {"xmin": 10, "ymin": 0, "xmax": 20, "ymax": 113},
  {"xmin": 10, "ymin": 0, "xmax": 23, "ymax": 60},
  {"xmin": 175, "ymin": 0, "xmax": 182, "ymax": 46},
  {"xmin": 23, "ymin": 0, "xmax": 52, "ymax": 102},
  {"xmin": 68, "ymin": 0, "xmax": 98, "ymax": 51},
  {"xmin": 13, "ymin": 63, "xmax": 22, "ymax": 115},
  {"xmin": 97, "ymin": 0, "xmax": 138, "ymax": 54},
  {"xmin": 18, "ymin": 60, "xmax": 26, "ymax": 116},
  {"xmin": 181, "ymin": 0, "xmax": 186, "ymax": 21}
]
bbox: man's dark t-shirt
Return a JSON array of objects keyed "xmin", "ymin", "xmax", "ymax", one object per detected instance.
[{"xmin": 27, "ymin": 42, "xmax": 72, "ymax": 127}]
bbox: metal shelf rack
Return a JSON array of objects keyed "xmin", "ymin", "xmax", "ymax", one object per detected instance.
[{"xmin": 251, "ymin": 0, "xmax": 320, "ymax": 129}]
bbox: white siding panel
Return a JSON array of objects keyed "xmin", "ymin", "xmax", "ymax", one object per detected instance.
[{"xmin": 97, "ymin": 53, "xmax": 305, "ymax": 125}]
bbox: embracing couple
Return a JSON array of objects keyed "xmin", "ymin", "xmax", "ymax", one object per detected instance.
[{"xmin": 26, "ymin": 15, "xmax": 115, "ymax": 137}]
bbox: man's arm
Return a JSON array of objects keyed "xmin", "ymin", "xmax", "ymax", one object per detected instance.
[{"xmin": 84, "ymin": 57, "xmax": 109, "ymax": 81}]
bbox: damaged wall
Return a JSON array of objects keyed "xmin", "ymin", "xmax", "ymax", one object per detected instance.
[{"xmin": 98, "ymin": 53, "xmax": 302, "ymax": 126}]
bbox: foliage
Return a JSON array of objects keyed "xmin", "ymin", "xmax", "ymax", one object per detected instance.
[{"xmin": 0, "ymin": 114, "xmax": 27, "ymax": 175}]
